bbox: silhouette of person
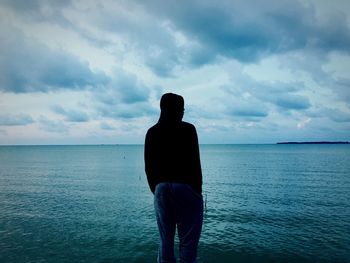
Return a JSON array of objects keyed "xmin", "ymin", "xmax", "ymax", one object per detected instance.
[{"xmin": 145, "ymin": 93, "xmax": 203, "ymax": 263}]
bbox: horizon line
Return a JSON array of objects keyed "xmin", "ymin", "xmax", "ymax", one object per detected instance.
[{"xmin": 0, "ymin": 141, "xmax": 349, "ymax": 147}]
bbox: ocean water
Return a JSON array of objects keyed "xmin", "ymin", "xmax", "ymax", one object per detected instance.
[{"xmin": 0, "ymin": 144, "xmax": 349, "ymax": 263}]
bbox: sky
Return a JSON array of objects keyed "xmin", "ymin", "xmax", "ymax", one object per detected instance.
[{"xmin": 0, "ymin": 0, "xmax": 350, "ymax": 144}]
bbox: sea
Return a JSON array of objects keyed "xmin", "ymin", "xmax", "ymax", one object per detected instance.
[{"xmin": 0, "ymin": 144, "xmax": 349, "ymax": 263}]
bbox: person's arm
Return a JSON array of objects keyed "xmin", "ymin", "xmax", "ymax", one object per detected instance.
[
  {"xmin": 191, "ymin": 125, "xmax": 203, "ymax": 194},
  {"xmin": 144, "ymin": 129, "xmax": 157, "ymax": 194}
]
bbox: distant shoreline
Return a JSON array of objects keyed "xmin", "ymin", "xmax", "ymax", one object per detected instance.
[{"xmin": 277, "ymin": 141, "xmax": 350, "ymax": 144}]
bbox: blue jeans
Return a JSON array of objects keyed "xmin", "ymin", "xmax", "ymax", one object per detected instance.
[{"xmin": 154, "ymin": 183, "xmax": 203, "ymax": 263}]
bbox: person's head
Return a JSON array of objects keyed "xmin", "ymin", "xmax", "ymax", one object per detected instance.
[{"xmin": 159, "ymin": 93, "xmax": 184, "ymax": 123}]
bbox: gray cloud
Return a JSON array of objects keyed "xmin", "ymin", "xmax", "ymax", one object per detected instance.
[
  {"xmin": 218, "ymin": 89, "xmax": 270, "ymax": 120},
  {"xmin": 223, "ymin": 77, "xmax": 311, "ymax": 114},
  {"xmin": 226, "ymin": 100, "xmax": 270, "ymax": 120},
  {"xmin": 112, "ymin": 72, "xmax": 150, "ymax": 104},
  {"xmin": 144, "ymin": 50, "xmax": 180, "ymax": 77},
  {"xmin": 271, "ymin": 93, "xmax": 311, "ymax": 110},
  {"xmin": 72, "ymin": 1, "xmax": 183, "ymax": 77},
  {"xmin": 0, "ymin": 114, "xmax": 34, "ymax": 126},
  {"xmin": 334, "ymin": 78, "xmax": 350, "ymax": 104},
  {"xmin": 327, "ymin": 108, "xmax": 350, "ymax": 123},
  {"xmin": 0, "ymin": 24, "xmax": 109, "ymax": 93},
  {"xmin": 0, "ymin": 0, "xmax": 348, "ymax": 144},
  {"xmin": 4, "ymin": 0, "xmax": 349, "ymax": 79},
  {"xmin": 100, "ymin": 122, "xmax": 116, "ymax": 131},
  {"xmin": 39, "ymin": 116, "xmax": 69, "ymax": 133},
  {"xmin": 231, "ymin": 107, "xmax": 269, "ymax": 118},
  {"xmin": 91, "ymin": 70, "xmax": 157, "ymax": 120},
  {"xmin": 137, "ymin": 0, "xmax": 350, "ymax": 65},
  {"xmin": 93, "ymin": 71, "xmax": 150, "ymax": 106},
  {"xmin": 97, "ymin": 101, "xmax": 157, "ymax": 120},
  {"xmin": 308, "ymin": 107, "xmax": 350, "ymax": 123},
  {"xmin": 0, "ymin": 0, "xmax": 72, "ymax": 25},
  {"xmin": 52, "ymin": 105, "xmax": 89, "ymax": 122},
  {"xmin": 3, "ymin": 0, "xmax": 350, "ymax": 79}
]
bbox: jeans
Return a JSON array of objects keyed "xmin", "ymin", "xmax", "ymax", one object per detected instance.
[{"xmin": 154, "ymin": 182, "xmax": 203, "ymax": 263}]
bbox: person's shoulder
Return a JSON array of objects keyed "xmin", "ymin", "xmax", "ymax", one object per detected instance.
[
  {"xmin": 147, "ymin": 123, "xmax": 159, "ymax": 130},
  {"xmin": 146, "ymin": 123, "xmax": 159, "ymax": 135},
  {"xmin": 181, "ymin": 121, "xmax": 196, "ymax": 131}
]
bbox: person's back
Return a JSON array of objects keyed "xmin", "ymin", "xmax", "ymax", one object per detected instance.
[
  {"xmin": 145, "ymin": 121, "xmax": 202, "ymax": 194},
  {"xmin": 144, "ymin": 93, "xmax": 203, "ymax": 263}
]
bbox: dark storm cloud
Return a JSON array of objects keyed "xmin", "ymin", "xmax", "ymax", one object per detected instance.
[
  {"xmin": 0, "ymin": 24, "xmax": 109, "ymax": 93},
  {"xmin": 136, "ymin": 0, "xmax": 350, "ymax": 65},
  {"xmin": 0, "ymin": 114, "xmax": 34, "ymax": 126},
  {"xmin": 4, "ymin": 0, "xmax": 349, "ymax": 78}
]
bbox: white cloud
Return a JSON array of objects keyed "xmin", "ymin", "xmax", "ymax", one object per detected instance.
[{"xmin": 297, "ymin": 118, "xmax": 311, "ymax": 129}]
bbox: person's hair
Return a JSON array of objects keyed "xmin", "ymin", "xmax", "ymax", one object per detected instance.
[
  {"xmin": 160, "ymin": 93, "xmax": 184, "ymax": 112},
  {"xmin": 159, "ymin": 93, "xmax": 184, "ymax": 123}
]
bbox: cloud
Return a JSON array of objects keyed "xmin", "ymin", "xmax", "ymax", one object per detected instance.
[
  {"xmin": 100, "ymin": 122, "xmax": 116, "ymax": 131},
  {"xmin": 0, "ymin": 24, "xmax": 109, "ymax": 93},
  {"xmin": 112, "ymin": 72, "xmax": 150, "ymax": 104},
  {"xmin": 91, "ymin": 69, "xmax": 157, "ymax": 119},
  {"xmin": 321, "ymin": 108, "xmax": 350, "ymax": 123},
  {"xmin": 39, "ymin": 116, "xmax": 69, "ymax": 133},
  {"xmin": 0, "ymin": 114, "xmax": 34, "ymax": 126},
  {"xmin": 4, "ymin": 0, "xmax": 349, "ymax": 79},
  {"xmin": 94, "ymin": 71, "xmax": 150, "ymax": 105},
  {"xmin": 144, "ymin": 49, "xmax": 180, "ymax": 77},
  {"xmin": 95, "ymin": 7, "xmax": 179, "ymax": 76},
  {"xmin": 52, "ymin": 105, "xmax": 89, "ymax": 122},
  {"xmin": 231, "ymin": 107, "xmax": 269, "ymax": 118},
  {"xmin": 305, "ymin": 106, "xmax": 350, "ymax": 128},
  {"xmin": 334, "ymin": 77, "xmax": 350, "ymax": 104},
  {"xmin": 223, "ymin": 75, "xmax": 311, "ymax": 115},
  {"xmin": 137, "ymin": 0, "xmax": 350, "ymax": 66},
  {"xmin": 297, "ymin": 118, "xmax": 311, "ymax": 129},
  {"xmin": 0, "ymin": 0, "xmax": 72, "ymax": 25},
  {"xmin": 272, "ymin": 93, "xmax": 311, "ymax": 110},
  {"xmin": 97, "ymin": 101, "xmax": 157, "ymax": 120},
  {"xmin": 0, "ymin": 0, "xmax": 349, "ymax": 144},
  {"xmin": 218, "ymin": 88, "xmax": 269, "ymax": 120}
]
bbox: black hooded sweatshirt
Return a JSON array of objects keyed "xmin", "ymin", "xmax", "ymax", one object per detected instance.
[{"xmin": 144, "ymin": 98, "xmax": 202, "ymax": 195}]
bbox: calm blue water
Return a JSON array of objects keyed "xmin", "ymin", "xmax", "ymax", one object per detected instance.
[{"xmin": 0, "ymin": 144, "xmax": 349, "ymax": 263}]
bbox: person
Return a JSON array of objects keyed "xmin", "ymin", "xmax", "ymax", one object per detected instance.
[{"xmin": 144, "ymin": 93, "xmax": 203, "ymax": 263}]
